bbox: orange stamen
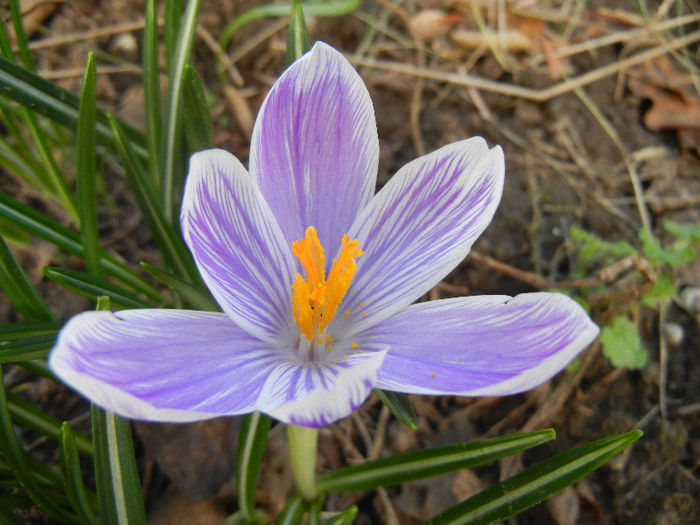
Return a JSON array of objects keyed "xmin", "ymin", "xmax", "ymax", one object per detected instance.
[{"xmin": 291, "ymin": 227, "xmax": 363, "ymax": 341}]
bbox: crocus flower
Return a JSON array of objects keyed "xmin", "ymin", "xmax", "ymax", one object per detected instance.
[{"xmin": 49, "ymin": 42, "xmax": 598, "ymax": 428}]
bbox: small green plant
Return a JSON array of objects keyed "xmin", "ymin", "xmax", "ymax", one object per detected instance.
[{"xmin": 570, "ymin": 221, "xmax": 699, "ymax": 369}]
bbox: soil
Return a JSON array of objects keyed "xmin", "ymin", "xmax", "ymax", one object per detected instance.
[{"xmin": 2, "ymin": 1, "xmax": 698, "ymax": 524}]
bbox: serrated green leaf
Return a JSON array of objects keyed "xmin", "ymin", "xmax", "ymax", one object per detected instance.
[
  {"xmin": 641, "ymin": 274, "xmax": 676, "ymax": 308},
  {"xmin": 43, "ymin": 267, "xmax": 149, "ymax": 309},
  {"xmin": 600, "ymin": 316, "xmax": 647, "ymax": 369},
  {"xmin": 60, "ymin": 423, "xmax": 98, "ymax": 525},
  {"xmin": 236, "ymin": 413, "xmax": 272, "ymax": 520},
  {"xmin": 639, "ymin": 228, "xmax": 695, "ymax": 267},
  {"xmin": 286, "ymin": 0, "xmax": 311, "ymax": 65},
  {"xmin": 374, "ymin": 389, "xmax": 417, "ymax": 430},
  {"xmin": 663, "ymin": 220, "xmax": 700, "ymax": 243},
  {"xmin": 76, "ymin": 52, "xmax": 100, "ymax": 277},
  {"xmin": 570, "ymin": 226, "xmax": 636, "ymax": 271},
  {"xmin": 317, "ymin": 429, "xmax": 555, "ymax": 493},
  {"xmin": 0, "ymin": 191, "xmax": 163, "ymax": 302},
  {"xmin": 0, "ymin": 235, "xmax": 55, "ymax": 321},
  {"xmin": 423, "ymin": 430, "xmax": 642, "ymax": 525},
  {"xmin": 182, "ymin": 65, "xmax": 215, "ymax": 152}
]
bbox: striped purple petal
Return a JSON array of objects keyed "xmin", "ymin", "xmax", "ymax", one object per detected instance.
[
  {"xmin": 362, "ymin": 293, "xmax": 599, "ymax": 396},
  {"xmin": 181, "ymin": 149, "xmax": 297, "ymax": 344},
  {"xmin": 250, "ymin": 42, "xmax": 379, "ymax": 267},
  {"xmin": 49, "ymin": 310, "xmax": 282, "ymax": 421},
  {"xmin": 330, "ymin": 137, "xmax": 504, "ymax": 338}
]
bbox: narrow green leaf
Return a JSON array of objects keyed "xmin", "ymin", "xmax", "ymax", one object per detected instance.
[
  {"xmin": 286, "ymin": 0, "xmax": 311, "ymax": 65},
  {"xmin": 220, "ymin": 0, "xmax": 361, "ymax": 52},
  {"xmin": 0, "ymin": 191, "xmax": 164, "ymax": 302},
  {"xmin": 143, "ymin": 0, "xmax": 162, "ymax": 189},
  {"xmin": 236, "ymin": 412, "xmax": 272, "ymax": 520},
  {"xmin": 109, "ymin": 115, "xmax": 200, "ymax": 284},
  {"xmin": 0, "ymin": 235, "xmax": 55, "ymax": 321},
  {"xmin": 0, "ymin": 333, "xmax": 55, "ymax": 362},
  {"xmin": 60, "ymin": 423, "xmax": 98, "ymax": 525},
  {"xmin": 424, "ymin": 430, "xmax": 643, "ymax": 525},
  {"xmin": 43, "ymin": 267, "xmax": 149, "ymax": 309},
  {"xmin": 9, "ymin": 0, "xmax": 36, "ymax": 71},
  {"xmin": 307, "ymin": 499, "xmax": 322, "ymax": 525},
  {"xmin": 0, "ymin": 56, "xmax": 148, "ymax": 162},
  {"xmin": 182, "ymin": 65, "xmax": 215, "ymax": 152},
  {"xmin": 76, "ymin": 52, "xmax": 100, "ymax": 277},
  {"xmin": 274, "ymin": 495, "xmax": 306, "ymax": 525},
  {"xmin": 0, "ymin": 497, "xmax": 25, "ymax": 525},
  {"xmin": 91, "ymin": 406, "xmax": 147, "ymax": 525},
  {"xmin": 164, "ymin": 0, "xmax": 184, "ymax": 74},
  {"xmin": 0, "ymin": 321, "xmax": 61, "ymax": 341},
  {"xmin": 374, "ymin": 389, "xmax": 417, "ymax": 430},
  {"xmin": 7, "ymin": 391, "xmax": 93, "ymax": 456},
  {"xmin": 140, "ymin": 262, "xmax": 217, "ymax": 311},
  {"xmin": 317, "ymin": 429, "xmax": 556, "ymax": 493},
  {"xmin": 323, "ymin": 506, "xmax": 358, "ymax": 525},
  {"xmin": 162, "ymin": 0, "xmax": 202, "ymax": 223},
  {"xmin": 0, "ymin": 364, "xmax": 77, "ymax": 523}
]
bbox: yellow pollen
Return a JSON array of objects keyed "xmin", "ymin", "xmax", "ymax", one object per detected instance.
[
  {"xmin": 291, "ymin": 226, "xmax": 363, "ymax": 342},
  {"xmin": 351, "ymin": 343, "xmax": 358, "ymax": 348}
]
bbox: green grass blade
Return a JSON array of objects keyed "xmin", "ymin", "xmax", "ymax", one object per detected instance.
[
  {"xmin": 374, "ymin": 389, "xmax": 417, "ymax": 430},
  {"xmin": 0, "ymin": 497, "xmax": 26, "ymax": 525},
  {"xmin": 43, "ymin": 267, "xmax": 149, "ymax": 309},
  {"xmin": 286, "ymin": 0, "xmax": 311, "ymax": 65},
  {"xmin": 236, "ymin": 412, "xmax": 272, "ymax": 520},
  {"xmin": 109, "ymin": 115, "xmax": 200, "ymax": 283},
  {"xmin": 0, "ymin": 191, "xmax": 164, "ymax": 302},
  {"xmin": 0, "ymin": 321, "xmax": 61, "ymax": 341},
  {"xmin": 91, "ymin": 406, "xmax": 147, "ymax": 525},
  {"xmin": 220, "ymin": 0, "xmax": 361, "ymax": 52},
  {"xmin": 9, "ymin": 0, "xmax": 36, "ymax": 71},
  {"xmin": 0, "ymin": 333, "xmax": 55, "ymax": 362},
  {"xmin": 140, "ymin": 262, "xmax": 216, "ymax": 311},
  {"xmin": 0, "ymin": 55, "xmax": 148, "ymax": 162},
  {"xmin": 60, "ymin": 423, "xmax": 99, "ymax": 525},
  {"xmin": 317, "ymin": 429, "xmax": 556, "ymax": 493},
  {"xmin": 76, "ymin": 52, "xmax": 100, "ymax": 277},
  {"xmin": 0, "ymin": 364, "xmax": 78, "ymax": 523},
  {"xmin": 182, "ymin": 65, "xmax": 215, "ymax": 152},
  {"xmin": 0, "ymin": 235, "xmax": 55, "ymax": 321},
  {"xmin": 424, "ymin": 430, "xmax": 643, "ymax": 525},
  {"xmin": 161, "ymin": 0, "xmax": 202, "ymax": 223},
  {"xmin": 323, "ymin": 506, "xmax": 358, "ymax": 525},
  {"xmin": 6, "ymin": 391, "xmax": 93, "ymax": 456},
  {"xmin": 274, "ymin": 495, "xmax": 306, "ymax": 525},
  {"xmin": 164, "ymin": 0, "xmax": 184, "ymax": 74},
  {"xmin": 143, "ymin": 0, "xmax": 162, "ymax": 189}
]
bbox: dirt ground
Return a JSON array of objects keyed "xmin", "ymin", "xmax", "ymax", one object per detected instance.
[{"xmin": 2, "ymin": 0, "xmax": 699, "ymax": 524}]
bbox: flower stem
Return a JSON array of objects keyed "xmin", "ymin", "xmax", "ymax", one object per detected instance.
[{"xmin": 286, "ymin": 425, "xmax": 319, "ymax": 500}]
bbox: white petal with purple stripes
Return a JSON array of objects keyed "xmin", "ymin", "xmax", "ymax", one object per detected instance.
[
  {"xmin": 331, "ymin": 138, "xmax": 504, "ymax": 338},
  {"xmin": 363, "ymin": 293, "xmax": 599, "ymax": 396},
  {"xmin": 49, "ymin": 310, "xmax": 282, "ymax": 421},
  {"xmin": 250, "ymin": 42, "xmax": 379, "ymax": 266},
  {"xmin": 181, "ymin": 149, "xmax": 297, "ymax": 344}
]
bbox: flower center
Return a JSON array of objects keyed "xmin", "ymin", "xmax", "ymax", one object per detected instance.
[{"xmin": 291, "ymin": 226, "xmax": 363, "ymax": 344}]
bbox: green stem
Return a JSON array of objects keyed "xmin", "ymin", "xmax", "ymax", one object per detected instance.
[{"xmin": 286, "ymin": 425, "xmax": 319, "ymax": 500}]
